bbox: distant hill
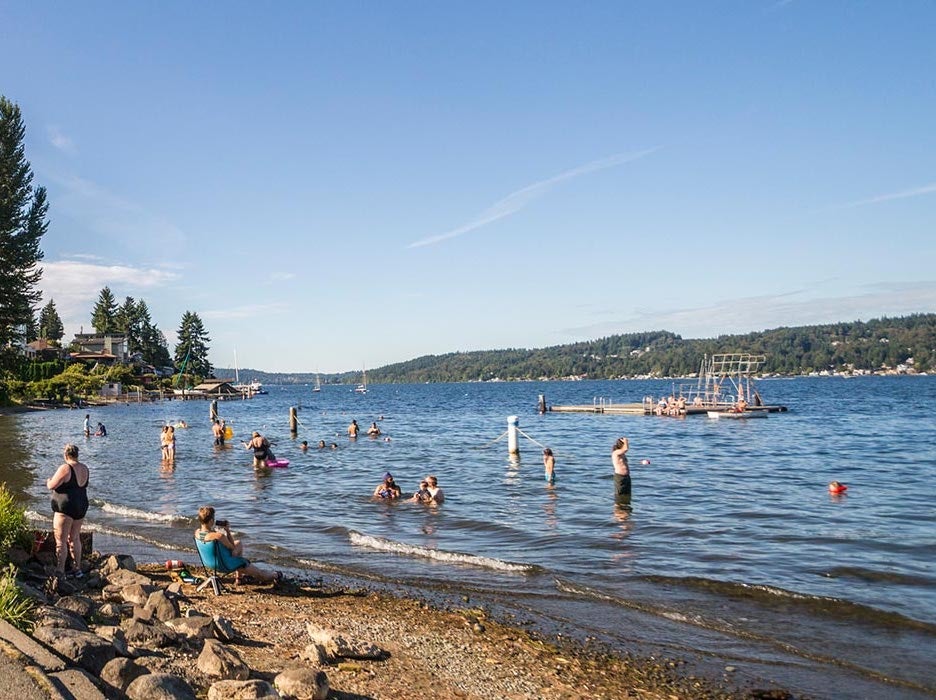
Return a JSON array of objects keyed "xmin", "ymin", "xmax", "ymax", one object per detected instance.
[{"xmin": 217, "ymin": 314, "xmax": 935, "ymax": 384}]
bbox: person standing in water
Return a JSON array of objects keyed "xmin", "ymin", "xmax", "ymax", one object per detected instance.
[
  {"xmin": 83, "ymin": 414, "xmax": 91, "ymax": 437},
  {"xmin": 543, "ymin": 448, "xmax": 556, "ymax": 484},
  {"xmin": 47, "ymin": 444, "xmax": 90, "ymax": 577},
  {"xmin": 611, "ymin": 437, "xmax": 631, "ymax": 505},
  {"xmin": 212, "ymin": 419, "xmax": 225, "ymax": 446}
]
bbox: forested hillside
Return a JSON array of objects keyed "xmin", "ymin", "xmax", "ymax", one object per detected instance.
[{"xmin": 223, "ymin": 314, "xmax": 934, "ymax": 384}]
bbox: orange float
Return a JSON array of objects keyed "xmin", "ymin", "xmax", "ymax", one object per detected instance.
[{"xmin": 828, "ymin": 481, "xmax": 848, "ymax": 494}]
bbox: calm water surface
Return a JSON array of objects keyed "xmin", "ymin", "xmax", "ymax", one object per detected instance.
[{"xmin": 2, "ymin": 376, "xmax": 934, "ymax": 698}]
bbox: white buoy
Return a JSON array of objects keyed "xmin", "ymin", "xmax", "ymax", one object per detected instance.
[{"xmin": 507, "ymin": 415, "xmax": 520, "ymax": 456}]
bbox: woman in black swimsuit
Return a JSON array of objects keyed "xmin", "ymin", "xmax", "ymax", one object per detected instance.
[{"xmin": 47, "ymin": 444, "xmax": 90, "ymax": 577}]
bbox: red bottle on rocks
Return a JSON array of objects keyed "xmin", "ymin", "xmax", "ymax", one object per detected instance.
[{"xmin": 165, "ymin": 559, "xmax": 184, "ymax": 570}]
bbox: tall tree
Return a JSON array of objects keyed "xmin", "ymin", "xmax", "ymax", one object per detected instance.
[
  {"xmin": 90, "ymin": 286, "xmax": 117, "ymax": 334},
  {"xmin": 114, "ymin": 296, "xmax": 141, "ymax": 352},
  {"xmin": 0, "ymin": 96, "xmax": 47, "ymax": 348},
  {"xmin": 136, "ymin": 299, "xmax": 171, "ymax": 367},
  {"xmin": 25, "ymin": 307, "xmax": 39, "ymax": 343},
  {"xmin": 174, "ymin": 310, "xmax": 212, "ymax": 378},
  {"xmin": 38, "ymin": 299, "xmax": 64, "ymax": 341}
]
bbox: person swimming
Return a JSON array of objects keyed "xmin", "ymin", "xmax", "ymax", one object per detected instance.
[{"xmin": 373, "ymin": 472, "xmax": 402, "ymax": 499}]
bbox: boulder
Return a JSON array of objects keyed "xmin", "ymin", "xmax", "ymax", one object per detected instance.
[
  {"xmin": 305, "ymin": 623, "xmax": 385, "ymax": 660},
  {"xmin": 132, "ymin": 605, "xmax": 155, "ymax": 622},
  {"xmin": 102, "ymin": 584, "xmax": 125, "ymax": 603},
  {"xmin": 32, "ymin": 625, "xmax": 116, "ymax": 674},
  {"xmin": 100, "ymin": 554, "xmax": 137, "ymax": 575},
  {"xmin": 96, "ymin": 601, "xmax": 123, "ymax": 623},
  {"xmin": 197, "ymin": 639, "xmax": 250, "ymax": 680},
  {"xmin": 106, "ymin": 568, "xmax": 152, "ymax": 588},
  {"xmin": 101, "ymin": 657, "xmax": 149, "ymax": 692},
  {"xmin": 126, "ymin": 672, "xmax": 196, "ymax": 700},
  {"xmin": 121, "ymin": 618, "xmax": 178, "ymax": 649},
  {"xmin": 274, "ymin": 667, "xmax": 329, "ymax": 700},
  {"xmin": 166, "ymin": 615, "xmax": 216, "ymax": 640},
  {"xmin": 55, "ymin": 594, "xmax": 95, "ymax": 619},
  {"xmin": 207, "ymin": 679, "xmax": 280, "ymax": 700},
  {"xmin": 121, "ymin": 583, "xmax": 157, "ymax": 606},
  {"xmin": 144, "ymin": 589, "xmax": 179, "ymax": 621},
  {"xmin": 34, "ymin": 605, "xmax": 89, "ymax": 632},
  {"xmin": 95, "ymin": 625, "xmax": 131, "ymax": 657}
]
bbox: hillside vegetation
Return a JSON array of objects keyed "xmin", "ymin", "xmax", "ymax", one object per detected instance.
[{"xmin": 220, "ymin": 314, "xmax": 934, "ymax": 384}]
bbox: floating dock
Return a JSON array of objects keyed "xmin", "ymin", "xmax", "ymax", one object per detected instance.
[{"xmin": 548, "ymin": 402, "xmax": 787, "ymax": 415}]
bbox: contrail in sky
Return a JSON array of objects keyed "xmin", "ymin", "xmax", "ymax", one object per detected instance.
[
  {"xmin": 407, "ymin": 147, "xmax": 660, "ymax": 249},
  {"xmin": 840, "ymin": 182, "xmax": 936, "ymax": 209}
]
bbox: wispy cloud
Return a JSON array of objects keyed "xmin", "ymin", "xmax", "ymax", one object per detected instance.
[
  {"xmin": 562, "ymin": 282, "xmax": 936, "ymax": 340},
  {"xmin": 42, "ymin": 172, "xmax": 186, "ymax": 253},
  {"xmin": 40, "ymin": 259, "xmax": 180, "ymax": 332},
  {"xmin": 47, "ymin": 126, "xmax": 77, "ymax": 155},
  {"xmin": 838, "ymin": 182, "xmax": 936, "ymax": 209},
  {"xmin": 201, "ymin": 302, "xmax": 291, "ymax": 321},
  {"xmin": 407, "ymin": 148, "xmax": 659, "ymax": 249}
]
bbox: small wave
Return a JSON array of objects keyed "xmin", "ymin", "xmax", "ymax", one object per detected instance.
[
  {"xmin": 348, "ymin": 531, "xmax": 537, "ymax": 573},
  {"xmin": 820, "ymin": 566, "xmax": 935, "ymax": 587},
  {"xmin": 90, "ymin": 499, "xmax": 192, "ymax": 525},
  {"xmin": 641, "ymin": 575, "xmax": 936, "ymax": 634}
]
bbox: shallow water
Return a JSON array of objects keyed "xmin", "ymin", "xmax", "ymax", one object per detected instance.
[{"xmin": 4, "ymin": 376, "xmax": 935, "ymax": 698}]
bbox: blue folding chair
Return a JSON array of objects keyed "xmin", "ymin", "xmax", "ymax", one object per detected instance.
[{"xmin": 193, "ymin": 535, "xmax": 248, "ymax": 595}]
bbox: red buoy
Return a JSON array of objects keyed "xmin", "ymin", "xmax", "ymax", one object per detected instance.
[{"xmin": 828, "ymin": 481, "xmax": 848, "ymax": 494}]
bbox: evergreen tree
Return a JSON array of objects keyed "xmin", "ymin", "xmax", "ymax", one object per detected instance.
[
  {"xmin": 114, "ymin": 296, "xmax": 141, "ymax": 353},
  {"xmin": 174, "ymin": 310, "xmax": 212, "ymax": 378},
  {"xmin": 25, "ymin": 307, "xmax": 39, "ymax": 343},
  {"xmin": 136, "ymin": 299, "xmax": 171, "ymax": 367},
  {"xmin": 38, "ymin": 299, "xmax": 64, "ymax": 342},
  {"xmin": 90, "ymin": 286, "xmax": 118, "ymax": 334},
  {"xmin": 0, "ymin": 96, "xmax": 47, "ymax": 348}
]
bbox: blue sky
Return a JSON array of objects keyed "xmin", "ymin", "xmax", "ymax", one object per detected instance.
[{"xmin": 2, "ymin": 1, "xmax": 934, "ymax": 373}]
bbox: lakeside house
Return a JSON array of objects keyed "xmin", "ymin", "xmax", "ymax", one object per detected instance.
[{"xmin": 69, "ymin": 333, "xmax": 129, "ymax": 365}]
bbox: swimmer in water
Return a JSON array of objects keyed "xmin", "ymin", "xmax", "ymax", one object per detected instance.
[
  {"xmin": 373, "ymin": 472, "xmax": 402, "ymax": 500},
  {"xmin": 542, "ymin": 448, "xmax": 555, "ymax": 484}
]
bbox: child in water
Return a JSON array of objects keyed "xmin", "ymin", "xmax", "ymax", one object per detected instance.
[{"xmin": 543, "ymin": 448, "xmax": 555, "ymax": 484}]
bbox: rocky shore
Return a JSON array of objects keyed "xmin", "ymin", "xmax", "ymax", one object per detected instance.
[{"xmin": 0, "ymin": 548, "xmax": 797, "ymax": 700}]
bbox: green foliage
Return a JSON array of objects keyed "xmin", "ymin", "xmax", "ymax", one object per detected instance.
[
  {"xmin": 90, "ymin": 286, "xmax": 117, "ymax": 334},
  {"xmin": 48, "ymin": 362, "xmax": 103, "ymax": 399},
  {"xmin": 351, "ymin": 314, "xmax": 936, "ymax": 383},
  {"xmin": 0, "ymin": 563, "xmax": 34, "ymax": 632},
  {"xmin": 38, "ymin": 298, "xmax": 64, "ymax": 341},
  {"xmin": 174, "ymin": 310, "xmax": 212, "ymax": 378},
  {"xmin": 0, "ymin": 483, "xmax": 28, "ymax": 564},
  {"xmin": 0, "ymin": 96, "xmax": 47, "ymax": 348}
]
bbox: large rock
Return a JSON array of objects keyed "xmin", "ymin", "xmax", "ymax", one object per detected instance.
[
  {"xmin": 197, "ymin": 639, "xmax": 250, "ymax": 680},
  {"xmin": 305, "ymin": 622, "xmax": 385, "ymax": 659},
  {"xmin": 144, "ymin": 589, "xmax": 179, "ymax": 621},
  {"xmin": 34, "ymin": 604, "xmax": 89, "ymax": 631},
  {"xmin": 166, "ymin": 615, "xmax": 216, "ymax": 640},
  {"xmin": 274, "ymin": 667, "xmax": 329, "ymax": 700},
  {"xmin": 96, "ymin": 601, "xmax": 122, "ymax": 623},
  {"xmin": 55, "ymin": 594, "xmax": 94, "ymax": 619},
  {"xmin": 106, "ymin": 568, "xmax": 152, "ymax": 588},
  {"xmin": 208, "ymin": 679, "xmax": 280, "ymax": 700},
  {"xmin": 32, "ymin": 625, "xmax": 116, "ymax": 674},
  {"xmin": 121, "ymin": 583, "xmax": 158, "ymax": 606},
  {"xmin": 100, "ymin": 554, "xmax": 137, "ymax": 575},
  {"xmin": 121, "ymin": 618, "xmax": 178, "ymax": 649},
  {"xmin": 126, "ymin": 672, "xmax": 196, "ymax": 700},
  {"xmin": 101, "ymin": 657, "xmax": 149, "ymax": 692},
  {"xmin": 95, "ymin": 625, "xmax": 131, "ymax": 657}
]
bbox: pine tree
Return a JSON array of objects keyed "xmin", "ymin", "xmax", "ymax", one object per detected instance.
[
  {"xmin": 174, "ymin": 311, "xmax": 212, "ymax": 378},
  {"xmin": 91, "ymin": 286, "xmax": 118, "ymax": 334},
  {"xmin": 136, "ymin": 299, "xmax": 171, "ymax": 367},
  {"xmin": 114, "ymin": 296, "xmax": 141, "ymax": 353},
  {"xmin": 0, "ymin": 96, "xmax": 47, "ymax": 348},
  {"xmin": 38, "ymin": 299, "xmax": 64, "ymax": 342}
]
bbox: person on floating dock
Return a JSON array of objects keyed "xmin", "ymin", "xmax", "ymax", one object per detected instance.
[{"xmin": 612, "ymin": 437, "xmax": 631, "ymax": 505}]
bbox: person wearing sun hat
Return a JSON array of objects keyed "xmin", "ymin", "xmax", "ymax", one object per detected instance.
[{"xmin": 373, "ymin": 472, "xmax": 402, "ymax": 499}]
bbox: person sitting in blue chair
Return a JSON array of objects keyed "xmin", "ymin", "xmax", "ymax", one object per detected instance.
[{"xmin": 195, "ymin": 505, "xmax": 281, "ymax": 585}]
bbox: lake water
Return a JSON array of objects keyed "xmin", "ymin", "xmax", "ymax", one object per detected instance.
[{"xmin": 3, "ymin": 376, "xmax": 934, "ymax": 698}]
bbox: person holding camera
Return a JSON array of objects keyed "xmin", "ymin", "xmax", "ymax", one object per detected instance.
[{"xmin": 195, "ymin": 506, "xmax": 281, "ymax": 584}]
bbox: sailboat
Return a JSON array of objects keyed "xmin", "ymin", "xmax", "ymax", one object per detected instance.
[
  {"xmin": 354, "ymin": 366, "xmax": 367, "ymax": 394},
  {"xmin": 231, "ymin": 348, "xmax": 266, "ymax": 396},
  {"xmin": 312, "ymin": 373, "xmax": 321, "ymax": 393}
]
